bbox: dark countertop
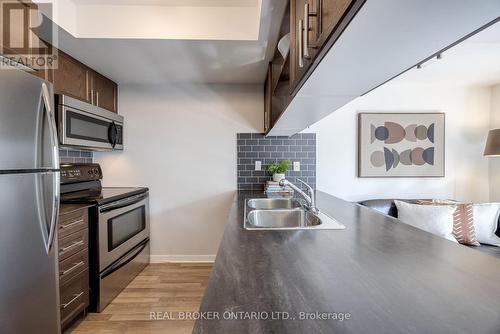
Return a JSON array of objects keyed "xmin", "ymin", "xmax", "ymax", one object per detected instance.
[{"xmin": 193, "ymin": 191, "xmax": 500, "ymax": 334}]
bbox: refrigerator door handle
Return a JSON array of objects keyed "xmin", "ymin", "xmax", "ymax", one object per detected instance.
[
  {"xmin": 41, "ymin": 83, "xmax": 60, "ymax": 253},
  {"xmin": 41, "ymin": 83, "xmax": 59, "ymax": 170},
  {"xmin": 46, "ymin": 172, "xmax": 60, "ymax": 253}
]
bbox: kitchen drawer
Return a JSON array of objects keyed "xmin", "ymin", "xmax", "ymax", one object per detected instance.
[
  {"xmin": 59, "ymin": 228, "xmax": 88, "ymax": 261},
  {"xmin": 59, "ymin": 249, "xmax": 88, "ymax": 286},
  {"xmin": 59, "ymin": 209, "xmax": 88, "ymax": 239},
  {"xmin": 60, "ymin": 269, "xmax": 89, "ymax": 330}
]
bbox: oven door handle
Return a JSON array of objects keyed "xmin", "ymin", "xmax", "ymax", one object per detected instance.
[
  {"xmin": 101, "ymin": 239, "xmax": 149, "ymax": 279},
  {"xmin": 99, "ymin": 193, "xmax": 148, "ymax": 213}
]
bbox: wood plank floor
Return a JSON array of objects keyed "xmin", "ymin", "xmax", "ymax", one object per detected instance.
[{"xmin": 67, "ymin": 263, "xmax": 213, "ymax": 334}]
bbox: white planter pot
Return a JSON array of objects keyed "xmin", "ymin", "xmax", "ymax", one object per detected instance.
[{"xmin": 272, "ymin": 173, "xmax": 285, "ymax": 182}]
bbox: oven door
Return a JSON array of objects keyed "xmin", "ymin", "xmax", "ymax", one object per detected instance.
[
  {"xmin": 59, "ymin": 105, "xmax": 123, "ymax": 150},
  {"xmin": 98, "ymin": 193, "xmax": 149, "ymax": 271}
]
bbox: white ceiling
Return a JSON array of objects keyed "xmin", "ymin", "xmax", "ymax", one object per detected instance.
[
  {"xmin": 49, "ymin": 0, "xmax": 263, "ymax": 40},
  {"xmin": 70, "ymin": 0, "xmax": 258, "ymax": 6},
  {"xmin": 42, "ymin": 0, "xmax": 287, "ymax": 84},
  {"xmin": 391, "ymin": 21, "xmax": 500, "ymax": 87}
]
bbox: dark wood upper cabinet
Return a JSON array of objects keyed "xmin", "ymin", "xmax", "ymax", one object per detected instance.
[
  {"xmin": 90, "ymin": 71, "xmax": 118, "ymax": 113},
  {"xmin": 291, "ymin": 0, "xmax": 354, "ymax": 88},
  {"xmin": 53, "ymin": 51, "xmax": 91, "ymax": 103},
  {"xmin": 53, "ymin": 51, "xmax": 118, "ymax": 113},
  {"xmin": 319, "ymin": 0, "xmax": 355, "ymax": 41},
  {"xmin": 266, "ymin": 0, "xmax": 358, "ymax": 133}
]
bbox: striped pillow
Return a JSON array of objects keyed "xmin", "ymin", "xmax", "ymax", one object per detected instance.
[
  {"xmin": 452, "ymin": 203, "xmax": 480, "ymax": 246},
  {"xmin": 417, "ymin": 200, "xmax": 480, "ymax": 246}
]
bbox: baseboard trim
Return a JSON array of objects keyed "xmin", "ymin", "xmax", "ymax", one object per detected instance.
[{"xmin": 150, "ymin": 255, "xmax": 216, "ymax": 263}]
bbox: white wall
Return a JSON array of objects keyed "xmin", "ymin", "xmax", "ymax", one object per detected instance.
[
  {"xmin": 95, "ymin": 84, "xmax": 263, "ymax": 260},
  {"xmin": 307, "ymin": 82, "xmax": 492, "ymax": 202},
  {"xmin": 490, "ymin": 84, "xmax": 500, "ymax": 201}
]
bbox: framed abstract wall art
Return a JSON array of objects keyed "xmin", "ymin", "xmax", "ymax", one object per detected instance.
[{"xmin": 358, "ymin": 112, "xmax": 445, "ymax": 177}]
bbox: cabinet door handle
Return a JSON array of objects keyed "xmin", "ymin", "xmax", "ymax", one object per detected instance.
[
  {"xmin": 90, "ymin": 89, "xmax": 94, "ymax": 104},
  {"xmin": 298, "ymin": 19, "xmax": 304, "ymax": 68},
  {"xmin": 304, "ymin": 3, "xmax": 310, "ymax": 58},
  {"xmin": 60, "ymin": 240, "xmax": 84, "ymax": 253},
  {"xmin": 96, "ymin": 91, "xmax": 99, "ymax": 107},
  {"xmin": 60, "ymin": 219, "xmax": 84, "ymax": 230},
  {"xmin": 61, "ymin": 292, "xmax": 84, "ymax": 309},
  {"xmin": 317, "ymin": 0, "xmax": 323, "ymax": 35},
  {"xmin": 61, "ymin": 261, "xmax": 85, "ymax": 276}
]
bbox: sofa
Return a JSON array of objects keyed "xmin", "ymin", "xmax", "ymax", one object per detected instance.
[{"xmin": 359, "ymin": 199, "xmax": 500, "ymax": 259}]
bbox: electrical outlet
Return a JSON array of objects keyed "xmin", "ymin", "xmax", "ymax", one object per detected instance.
[
  {"xmin": 293, "ymin": 161, "xmax": 300, "ymax": 171},
  {"xmin": 255, "ymin": 161, "xmax": 262, "ymax": 171}
]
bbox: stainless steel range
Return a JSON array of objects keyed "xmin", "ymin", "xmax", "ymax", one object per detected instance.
[{"xmin": 60, "ymin": 163, "xmax": 149, "ymax": 312}]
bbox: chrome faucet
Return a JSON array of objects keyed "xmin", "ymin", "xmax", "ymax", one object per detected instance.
[{"xmin": 279, "ymin": 178, "xmax": 319, "ymax": 214}]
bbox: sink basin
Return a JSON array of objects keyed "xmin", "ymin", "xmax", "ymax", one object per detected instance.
[
  {"xmin": 247, "ymin": 209, "xmax": 320, "ymax": 229},
  {"xmin": 244, "ymin": 207, "xmax": 345, "ymax": 231},
  {"xmin": 247, "ymin": 198, "xmax": 302, "ymax": 210}
]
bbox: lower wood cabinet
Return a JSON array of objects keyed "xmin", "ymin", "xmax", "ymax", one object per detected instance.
[
  {"xmin": 58, "ymin": 205, "xmax": 91, "ymax": 331},
  {"xmin": 60, "ymin": 269, "xmax": 90, "ymax": 330}
]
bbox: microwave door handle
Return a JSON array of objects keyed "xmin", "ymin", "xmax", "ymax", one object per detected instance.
[
  {"xmin": 108, "ymin": 122, "xmax": 117, "ymax": 148},
  {"xmin": 41, "ymin": 83, "xmax": 60, "ymax": 253}
]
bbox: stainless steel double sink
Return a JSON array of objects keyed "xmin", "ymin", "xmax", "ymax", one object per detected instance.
[{"xmin": 244, "ymin": 198, "xmax": 345, "ymax": 230}]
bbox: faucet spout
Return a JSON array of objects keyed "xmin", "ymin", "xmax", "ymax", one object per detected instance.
[{"xmin": 279, "ymin": 178, "xmax": 318, "ymax": 214}]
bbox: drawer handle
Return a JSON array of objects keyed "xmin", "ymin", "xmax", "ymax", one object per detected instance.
[
  {"xmin": 60, "ymin": 219, "xmax": 84, "ymax": 229},
  {"xmin": 61, "ymin": 261, "xmax": 85, "ymax": 276},
  {"xmin": 60, "ymin": 240, "xmax": 84, "ymax": 253},
  {"xmin": 61, "ymin": 292, "xmax": 84, "ymax": 309}
]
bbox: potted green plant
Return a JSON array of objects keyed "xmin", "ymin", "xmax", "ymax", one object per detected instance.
[{"xmin": 267, "ymin": 160, "xmax": 291, "ymax": 182}]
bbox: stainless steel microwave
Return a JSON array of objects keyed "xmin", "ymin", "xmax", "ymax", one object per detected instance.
[{"xmin": 56, "ymin": 95, "xmax": 124, "ymax": 151}]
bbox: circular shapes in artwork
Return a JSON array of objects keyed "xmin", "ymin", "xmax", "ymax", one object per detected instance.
[
  {"xmin": 384, "ymin": 122, "xmax": 406, "ymax": 144},
  {"xmin": 399, "ymin": 149, "xmax": 413, "ymax": 166},
  {"xmin": 374, "ymin": 126, "xmax": 389, "ymax": 141},
  {"xmin": 427, "ymin": 124, "xmax": 435, "ymax": 143},
  {"xmin": 404, "ymin": 124, "xmax": 417, "ymax": 142},
  {"xmin": 370, "ymin": 147, "xmax": 435, "ymax": 171},
  {"xmin": 414, "ymin": 125, "xmax": 428, "ymax": 141},
  {"xmin": 410, "ymin": 147, "xmax": 426, "ymax": 165},
  {"xmin": 422, "ymin": 147, "xmax": 435, "ymax": 165},
  {"xmin": 370, "ymin": 151, "xmax": 385, "ymax": 167},
  {"xmin": 370, "ymin": 122, "xmax": 436, "ymax": 143}
]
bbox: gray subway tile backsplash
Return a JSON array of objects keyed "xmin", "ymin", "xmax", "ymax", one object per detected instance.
[
  {"xmin": 59, "ymin": 149, "xmax": 93, "ymax": 164},
  {"xmin": 237, "ymin": 133, "xmax": 316, "ymax": 191}
]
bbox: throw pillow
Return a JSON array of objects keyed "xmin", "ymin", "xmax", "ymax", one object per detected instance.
[
  {"xmin": 417, "ymin": 200, "xmax": 479, "ymax": 246},
  {"xmin": 473, "ymin": 203, "xmax": 500, "ymax": 247},
  {"xmin": 394, "ymin": 200, "xmax": 457, "ymax": 243}
]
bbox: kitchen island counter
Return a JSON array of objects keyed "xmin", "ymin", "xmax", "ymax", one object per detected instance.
[{"xmin": 193, "ymin": 191, "xmax": 500, "ymax": 334}]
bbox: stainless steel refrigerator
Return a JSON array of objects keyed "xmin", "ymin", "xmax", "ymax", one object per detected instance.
[{"xmin": 0, "ymin": 65, "xmax": 61, "ymax": 333}]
